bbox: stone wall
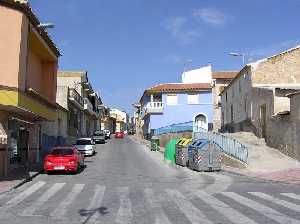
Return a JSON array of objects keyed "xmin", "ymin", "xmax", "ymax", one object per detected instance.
[
  {"xmin": 252, "ymin": 47, "xmax": 300, "ymax": 84},
  {"xmin": 157, "ymin": 131, "xmax": 192, "ymax": 147},
  {"xmin": 221, "ymin": 66, "xmax": 252, "ymax": 126}
]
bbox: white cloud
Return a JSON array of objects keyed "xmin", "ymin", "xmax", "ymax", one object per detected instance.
[
  {"xmin": 163, "ymin": 17, "xmax": 201, "ymax": 44},
  {"xmin": 193, "ymin": 8, "xmax": 232, "ymax": 26}
]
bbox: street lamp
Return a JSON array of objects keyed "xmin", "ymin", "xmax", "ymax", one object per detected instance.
[
  {"xmin": 228, "ymin": 52, "xmax": 245, "ymax": 65},
  {"xmin": 38, "ymin": 23, "xmax": 55, "ymax": 29}
]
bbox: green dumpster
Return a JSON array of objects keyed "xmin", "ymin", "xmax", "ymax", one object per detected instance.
[
  {"xmin": 151, "ymin": 136, "xmax": 160, "ymax": 151},
  {"xmin": 164, "ymin": 138, "xmax": 179, "ymax": 164}
]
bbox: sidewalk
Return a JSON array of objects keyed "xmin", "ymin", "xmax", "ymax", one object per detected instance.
[
  {"xmin": 0, "ymin": 164, "xmax": 43, "ymax": 194},
  {"xmin": 223, "ymin": 132, "xmax": 300, "ymax": 184},
  {"xmin": 131, "ymin": 134, "xmax": 300, "ymax": 185}
]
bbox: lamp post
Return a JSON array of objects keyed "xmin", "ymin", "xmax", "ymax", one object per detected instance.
[
  {"xmin": 38, "ymin": 23, "xmax": 55, "ymax": 29},
  {"xmin": 228, "ymin": 52, "xmax": 245, "ymax": 65}
]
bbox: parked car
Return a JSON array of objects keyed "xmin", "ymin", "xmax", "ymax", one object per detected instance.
[
  {"xmin": 92, "ymin": 130, "xmax": 105, "ymax": 144},
  {"xmin": 44, "ymin": 146, "xmax": 84, "ymax": 174},
  {"xmin": 128, "ymin": 129, "xmax": 135, "ymax": 135},
  {"xmin": 103, "ymin": 129, "xmax": 111, "ymax": 139},
  {"xmin": 75, "ymin": 138, "xmax": 96, "ymax": 156},
  {"xmin": 115, "ymin": 131, "xmax": 124, "ymax": 139}
]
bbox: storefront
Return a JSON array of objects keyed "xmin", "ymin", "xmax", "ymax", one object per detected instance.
[{"xmin": 7, "ymin": 117, "xmax": 41, "ymax": 172}]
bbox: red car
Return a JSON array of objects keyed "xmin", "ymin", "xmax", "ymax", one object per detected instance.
[
  {"xmin": 44, "ymin": 147, "xmax": 84, "ymax": 174},
  {"xmin": 115, "ymin": 131, "xmax": 124, "ymax": 139}
]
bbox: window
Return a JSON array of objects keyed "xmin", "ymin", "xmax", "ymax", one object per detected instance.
[
  {"xmin": 239, "ymin": 79, "xmax": 242, "ymax": 93},
  {"xmin": 225, "ymin": 92, "xmax": 228, "ymax": 102},
  {"xmin": 51, "ymin": 148, "xmax": 74, "ymax": 156},
  {"xmin": 166, "ymin": 94, "xmax": 178, "ymax": 105},
  {"xmin": 76, "ymin": 139, "xmax": 93, "ymax": 145},
  {"xmin": 187, "ymin": 94, "xmax": 199, "ymax": 104}
]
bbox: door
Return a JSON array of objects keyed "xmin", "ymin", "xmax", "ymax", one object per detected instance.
[
  {"xmin": 18, "ymin": 129, "xmax": 29, "ymax": 166},
  {"xmin": 194, "ymin": 114, "xmax": 207, "ymax": 131},
  {"xmin": 260, "ymin": 104, "xmax": 267, "ymax": 138}
]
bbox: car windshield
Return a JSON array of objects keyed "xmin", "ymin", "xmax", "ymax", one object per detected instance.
[
  {"xmin": 76, "ymin": 139, "xmax": 93, "ymax": 145},
  {"xmin": 50, "ymin": 148, "xmax": 73, "ymax": 156},
  {"xmin": 93, "ymin": 131, "xmax": 104, "ymax": 136}
]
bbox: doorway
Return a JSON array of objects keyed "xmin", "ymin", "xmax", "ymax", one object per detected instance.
[
  {"xmin": 260, "ymin": 104, "xmax": 267, "ymax": 138},
  {"xmin": 194, "ymin": 114, "xmax": 208, "ymax": 131}
]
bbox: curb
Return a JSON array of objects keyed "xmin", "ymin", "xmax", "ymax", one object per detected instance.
[
  {"xmin": 0, "ymin": 168, "xmax": 43, "ymax": 196},
  {"xmin": 13, "ymin": 169, "xmax": 43, "ymax": 190}
]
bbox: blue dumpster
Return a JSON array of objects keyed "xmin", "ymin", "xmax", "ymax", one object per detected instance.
[{"xmin": 188, "ymin": 139, "xmax": 222, "ymax": 171}]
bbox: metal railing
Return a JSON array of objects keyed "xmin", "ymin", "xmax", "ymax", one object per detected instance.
[
  {"xmin": 84, "ymin": 98, "xmax": 94, "ymax": 113},
  {"xmin": 154, "ymin": 121, "xmax": 194, "ymax": 135},
  {"xmin": 146, "ymin": 102, "xmax": 163, "ymax": 108},
  {"xmin": 69, "ymin": 88, "xmax": 84, "ymax": 107},
  {"xmin": 193, "ymin": 132, "xmax": 248, "ymax": 164}
]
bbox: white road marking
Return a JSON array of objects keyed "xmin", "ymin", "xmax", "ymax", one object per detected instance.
[
  {"xmin": 165, "ymin": 189, "xmax": 213, "ymax": 224},
  {"xmin": 50, "ymin": 184, "xmax": 84, "ymax": 219},
  {"xmin": 144, "ymin": 188, "xmax": 172, "ymax": 224},
  {"xmin": 281, "ymin": 193, "xmax": 300, "ymax": 201},
  {"xmin": 81, "ymin": 185, "xmax": 105, "ymax": 224},
  {"xmin": 222, "ymin": 192, "xmax": 300, "ymax": 224},
  {"xmin": 194, "ymin": 191, "xmax": 257, "ymax": 224},
  {"xmin": 3, "ymin": 181, "xmax": 46, "ymax": 209},
  {"xmin": 250, "ymin": 192, "xmax": 300, "ymax": 213},
  {"xmin": 20, "ymin": 183, "xmax": 65, "ymax": 216},
  {"xmin": 115, "ymin": 187, "xmax": 132, "ymax": 224},
  {"xmin": 202, "ymin": 172, "xmax": 233, "ymax": 194}
]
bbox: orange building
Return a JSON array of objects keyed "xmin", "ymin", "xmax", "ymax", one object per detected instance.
[{"xmin": 0, "ymin": 0, "xmax": 60, "ymax": 176}]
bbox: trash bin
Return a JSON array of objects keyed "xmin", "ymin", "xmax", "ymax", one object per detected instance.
[
  {"xmin": 164, "ymin": 138, "xmax": 179, "ymax": 164},
  {"xmin": 151, "ymin": 136, "xmax": 160, "ymax": 151},
  {"xmin": 188, "ymin": 139, "xmax": 222, "ymax": 171},
  {"xmin": 175, "ymin": 138, "xmax": 192, "ymax": 166}
]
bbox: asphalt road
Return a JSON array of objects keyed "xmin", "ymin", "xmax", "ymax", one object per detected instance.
[{"xmin": 0, "ymin": 136, "xmax": 300, "ymax": 224}]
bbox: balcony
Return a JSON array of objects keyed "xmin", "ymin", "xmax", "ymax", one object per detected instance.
[
  {"xmin": 69, "ymin": 88, "xmax": 84, "ymax": 108},
  {"xmin": 84, "ymin": 98, "xmax": 95, "ymax": 115},
  {"xmin": 143, "ymin": 102, "xmax": 164, "ymax": 117}
]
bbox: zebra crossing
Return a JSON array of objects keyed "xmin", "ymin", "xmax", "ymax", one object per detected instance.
[{"xmin": 0, "ymin": 181, "xmax": 300, "ymax": 224}]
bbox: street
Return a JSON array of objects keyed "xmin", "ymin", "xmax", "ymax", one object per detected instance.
[{"xmin": 0, "ymin": 137, "xmax": 299, "ymax": 224}]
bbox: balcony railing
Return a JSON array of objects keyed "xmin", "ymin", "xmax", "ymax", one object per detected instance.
[
  {"xmin": 69, "ymin": 88, "xmax": 84, "ymax": 108},
  {"xmin": 143, "ymin": 102, "xmax": 164, "ymax": 116},
  {"xmin": 84, "ymin": 98, "xmax": 94, "ymax": 114}
]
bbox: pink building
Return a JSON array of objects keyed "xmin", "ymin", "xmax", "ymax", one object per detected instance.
[{"xmin": 0, "ymin": 0, "xmax": 60, "ymax": 176}]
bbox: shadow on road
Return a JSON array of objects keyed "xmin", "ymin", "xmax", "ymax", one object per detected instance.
[{"xmin": 79, "ymin": 207, "xmax": 109, "ymax": 224}]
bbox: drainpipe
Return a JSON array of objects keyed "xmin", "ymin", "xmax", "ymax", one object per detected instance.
[{"xmin": 24, "ymin": 24, "xmax": 31, "ymax": 90}]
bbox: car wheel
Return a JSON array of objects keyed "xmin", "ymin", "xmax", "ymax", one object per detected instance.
[{"xmin": 73, "ymin": 163, "xmax": 80, "ymax": 174}]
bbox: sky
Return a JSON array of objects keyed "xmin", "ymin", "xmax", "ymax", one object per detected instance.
[{"xmin": 30, "ymin": 0, "xmax": 300, "ymax": 114}]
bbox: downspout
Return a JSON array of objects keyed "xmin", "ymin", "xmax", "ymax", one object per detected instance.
[{"xmin": 24, "ymin": 23, "xmax": 31, "ymax": 91}]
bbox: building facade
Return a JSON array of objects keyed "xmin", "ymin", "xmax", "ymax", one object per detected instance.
[
  {"xmin": 220, "ymin": 46, "xmax": 300, "ymax": 159},
  {"xmin": 110, "ymin": 109, "xmax": 127, "ymax": 133},
  {"xmin": 0, "ymin": 0, "xmax": 60, "ymax": 175},
  {"xmin": 56, "ymin": 71, "xmax": 103, "ymax": 142},
  {"xmin": 138, "ymin": 66, "xmax": 236, "ymax": 139}
]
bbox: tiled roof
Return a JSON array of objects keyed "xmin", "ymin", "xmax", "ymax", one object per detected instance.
[
  {"xmin": 0, "ymin": 0, "xmax": 60, "ymax": 57},
  {"xmin": 146, "ymin": 83, "xmax": 211, "ymax": 93},
  {"xmin": 212, "ymin": 71, "xmax": 238, "ymax": 79}
]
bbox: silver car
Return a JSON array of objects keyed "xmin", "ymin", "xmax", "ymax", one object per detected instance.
[
  {"xmin": 75, "ymin": 138, "xmax": 96, "ymax": 156},
  {"xmin": 93, "ymin": 130, "xmax": 106, "ymax": 143}
]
